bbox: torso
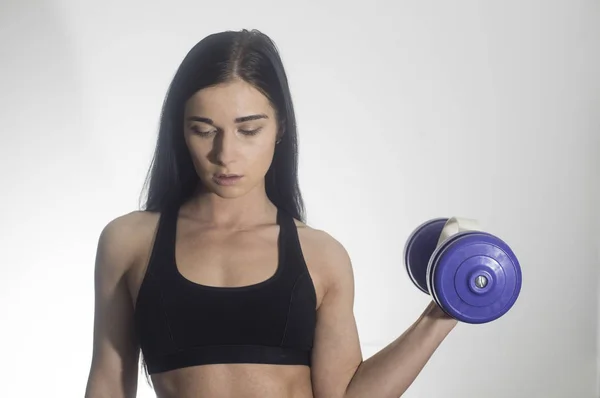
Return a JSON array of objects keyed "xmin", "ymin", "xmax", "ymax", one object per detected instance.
[{"xmin": 122, "ymin": 204, "xmax": 330, "ymax": 398}]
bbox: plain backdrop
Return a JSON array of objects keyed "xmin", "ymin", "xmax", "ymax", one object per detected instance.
[{"xmin": 1, "ymin": 1, "xmax": 598, "ymax": 397}]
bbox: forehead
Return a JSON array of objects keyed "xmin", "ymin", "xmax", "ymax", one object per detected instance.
[{"xmin": 185, "ymin": 79, "xmax": 274, "ymax": 118}]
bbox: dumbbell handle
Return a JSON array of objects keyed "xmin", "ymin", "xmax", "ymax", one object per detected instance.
[{"xmin": 436, "ymin": 217, "xmax": 483, "ymax": 247}]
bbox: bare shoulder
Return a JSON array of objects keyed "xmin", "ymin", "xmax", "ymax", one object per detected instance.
[
  {"xmin": 293, "ymin": 219, "xmax": 354, "ymax": 294},
  {"xmin": 294, "ymin": 220, "xmax": 350, "ymax": 262},
  {"xmin": 96, "ymin": 210, "xmax": 161, "ymax": 275}
]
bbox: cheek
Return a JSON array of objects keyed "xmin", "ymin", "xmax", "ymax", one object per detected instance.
[
  {"xmin": 186, "ymin": 139, "xmax": 207, "ymax": 158},
  {"xmin": 184, "ymin": 138, "xmax": 212, "ymax": 172},
  {"xmin": 246, "ymin": 141, "xmax": 276, "ymax": 170}
]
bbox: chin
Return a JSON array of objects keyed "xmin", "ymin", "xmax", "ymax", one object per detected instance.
[
  {"xmin": 203, "ymin": 182, "xmax": 246, "ymax": 199},
  {"xmin": 213, "ymin": 188, "xmax": 246, "ymax": 199}
]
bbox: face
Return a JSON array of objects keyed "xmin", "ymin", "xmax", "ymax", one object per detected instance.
[{"xmin": 183, "ymin": 79, "xmax": 280, "ymax": 199}]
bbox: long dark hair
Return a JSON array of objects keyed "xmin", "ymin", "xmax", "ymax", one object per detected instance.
[{"xmin": 139, "ymin": 29, "xmax": 305, "ymax": 222}]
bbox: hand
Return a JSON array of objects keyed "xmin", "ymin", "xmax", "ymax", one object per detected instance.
[{"xmin": 423, "ymin": 300, "xmax": 459, "ymax": 326}]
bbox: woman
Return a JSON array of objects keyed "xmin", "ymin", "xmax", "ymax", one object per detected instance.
[{"xmin": 84, "ymin": 29, "xmax": 458, "ymax": 398}]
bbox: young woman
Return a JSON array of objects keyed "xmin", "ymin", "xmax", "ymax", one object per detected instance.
[{"xmin": 84, "ymin": 29, "xmax": 458, "ymax": 398}]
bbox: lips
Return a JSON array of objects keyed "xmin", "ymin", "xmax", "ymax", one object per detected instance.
[{"xmin": 213, "ymin": 173, "xmax": 243, "ymax": 186}]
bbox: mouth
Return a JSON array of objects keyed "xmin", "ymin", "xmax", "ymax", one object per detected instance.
[{"xmin": 213, "ymin": 173, "xmax": 243, "ymax": 186}]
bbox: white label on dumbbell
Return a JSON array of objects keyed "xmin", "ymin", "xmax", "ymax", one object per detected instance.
[{"xmin": 436, "ymin": 217, "xmax": 482, "ymax": 248}]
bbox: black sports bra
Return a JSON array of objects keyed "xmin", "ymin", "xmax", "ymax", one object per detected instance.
[{"xmin": 134, "ymin": 204, "xmax": 317, "ymax": 374}]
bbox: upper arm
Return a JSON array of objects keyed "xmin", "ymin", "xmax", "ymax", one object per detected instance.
[
  {"xmin": 85, "ymin": 214, "xmax": 141, "ymax": 398},
  {"xmin": 309, "ymin": 232, "xmax": 363, "ymax": 398}
]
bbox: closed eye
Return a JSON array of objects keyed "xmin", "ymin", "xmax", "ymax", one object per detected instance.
[
  {"xmin": 240, "ymin": 127, "xmax": 262, "ymax": 136},
  {"xmin": 189, "ymin": 126, "xmax": 263, "ymax": 137},
  {"xmin": 190, "ymin": 126, "xmax": 214, "ymax": 137}
]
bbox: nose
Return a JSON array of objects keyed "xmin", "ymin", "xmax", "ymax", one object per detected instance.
[{"xmin": 213, "ymin": 130, "xmax": 237, "ymax": 166}]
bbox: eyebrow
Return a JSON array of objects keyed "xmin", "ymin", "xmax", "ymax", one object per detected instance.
[{"xmin": 186, "ymin": 114, "xmax": 269, "ymax": 125}]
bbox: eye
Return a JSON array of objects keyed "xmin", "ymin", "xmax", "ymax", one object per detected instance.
[
  {"xmin": 190, "ymin": 126, "xmax": 214, "ymax": 137},
  {"xmin": 239, "ymin": 127, "xmax": 262, "ymax": 136}
]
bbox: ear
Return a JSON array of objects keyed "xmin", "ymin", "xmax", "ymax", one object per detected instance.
[
  {"xmin": 277, "ymin": 114, "xmax": 286, "ymax": 142},
  {"xmin": 276, "ymin": 125, "xmax": 285, "ymax": 144}
]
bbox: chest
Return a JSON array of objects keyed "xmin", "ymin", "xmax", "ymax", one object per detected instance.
[
  {"xmin": 127, "ymin": 223, "xmax": 327, "ymax": 311},
  {"xmin": 175, "ymin": 227, "xmax": 280, "ymax": 289}
]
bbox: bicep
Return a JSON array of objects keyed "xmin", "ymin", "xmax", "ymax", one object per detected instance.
[
  {"xmin": 310, "ymin": 238, "xmax": 363, "ymax": 398},
  {"xmin": 85, "ymin": 219, "xmax": 140, "ymax": 398}
]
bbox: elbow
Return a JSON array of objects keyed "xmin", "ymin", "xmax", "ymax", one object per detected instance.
[{"xmin": 85, "ymin": 373, "xmax": 138, "ymax": 398}]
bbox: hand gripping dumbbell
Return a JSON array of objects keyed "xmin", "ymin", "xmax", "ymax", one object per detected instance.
[{"xmin": 403, "ymin": 217, "xmax": 522, "ymax": 324}]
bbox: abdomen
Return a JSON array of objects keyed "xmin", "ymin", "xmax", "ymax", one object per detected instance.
[{"xmin": 151, "ymin": 363, "xmax": 313, "ymax": 398}]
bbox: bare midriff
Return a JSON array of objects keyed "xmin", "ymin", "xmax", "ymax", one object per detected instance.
[{"xmin": 149, "ymin": 363, "xmax": 313, "ymax": 398}]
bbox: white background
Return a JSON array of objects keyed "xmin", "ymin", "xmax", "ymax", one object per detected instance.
[{"xmin": 1, "ymin": 0, "xmax": 598, "ymax": 397}]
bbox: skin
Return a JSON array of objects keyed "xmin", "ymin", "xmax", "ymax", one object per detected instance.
[{"xmin": 84, "ymin": 78, "xmax": 458, "ymax": 398}]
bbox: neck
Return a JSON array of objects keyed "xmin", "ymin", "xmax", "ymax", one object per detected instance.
[{"xmin": 183, "ymin": 183, "xmax": 277, "ymax": 229}]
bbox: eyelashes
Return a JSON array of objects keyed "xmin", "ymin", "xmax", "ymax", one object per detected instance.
[{"xmin": 190, "ymin": 126, "xmax": 262, "ymax": 137}]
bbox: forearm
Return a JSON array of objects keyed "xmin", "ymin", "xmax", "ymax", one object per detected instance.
[
  {"xmin": 85, "ymin": 377, "xmax": 137, "ymax": 398},
  {"xmin": 84, "ymin": 360, "xmax": 139, "ymax": 398},
  {"xmin": 344, "ymin": 302, "xmax": 458, "ymax": 398}
]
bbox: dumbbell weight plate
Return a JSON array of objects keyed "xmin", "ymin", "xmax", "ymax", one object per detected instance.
[
  {"xmin": 428, "ymin": 232, "xmax": 522, "ymax": 324},
  {"xmin": 426, "ymin": 231, "xmax": 472, "ymax": 312},
  {"xmin": 403, "ymin": 218, "xmax": 449, "ymax": 294}
]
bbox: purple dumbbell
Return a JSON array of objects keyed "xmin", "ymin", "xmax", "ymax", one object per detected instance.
[{"xmin": 403, "ymin": 218, "xmax": 522, "ymax": 324}]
